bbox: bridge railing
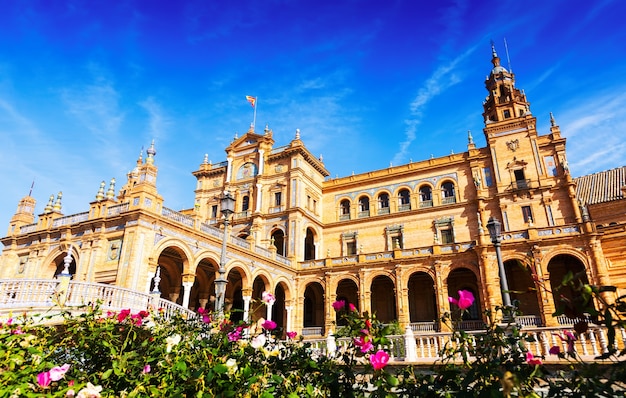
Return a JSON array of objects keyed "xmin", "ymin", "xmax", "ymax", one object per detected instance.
[{"xmin": 0, "ymin": 279, "xmax": 195, "ymax": 321}]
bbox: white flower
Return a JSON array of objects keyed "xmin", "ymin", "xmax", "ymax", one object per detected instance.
[
  {"xmin": 166, "ymin": 334, "xmax": 182, "ymax": 353},
  {"xmin": 225, "ymin": 358, "xmax": 238, "ymax": 375},
  {"xmin": 76, "ymin": 382, "xmax": 102, "ymax": 398},
  {"xmin": 251, "ymin": 334, "xmax": 266, "ymax": 349}
]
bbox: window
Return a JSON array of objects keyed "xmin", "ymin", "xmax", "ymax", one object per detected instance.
[
  {"xmin": 358, "ymin": 196, "xmax": 370, "ymax": 218},
  {"xmin": 342, "ymin": 232, "xmax": 358, "ymax": 256},
  {"xmin": 419, "ymin": 186, "xmax": 433, "ymax": 208},
  {"xmin": 441, "ymin": 182, "xmax": 456, "ymax": 204},
  {"xmin": 211, "ymin": 205, "xmax": 218, "ymax": 219},
  {"xmin": 274, "ymin": 192, "xmax": 282, "ymax": 206},
  {"xmin": 513, "ymin": 169, "xmax": 528, "ymax": 189},
  {"xmin": 242, "ymin": 195, "xmax": 250, "ymax": 212},
  {"xmin": 522, "ymin": 206, "xmax": 533, "ymax": 224},
  {"xmin": 503, "ymin": 109, "xmax": 511, "ymax": 119},
  {"xmin": 434, "ymin": 217, "xmax": 455, "ymax": 245},
  {"xmin": 385, "ymin": 225, "xmax": 404, "ymax": 250},
  {"xmin": 340, "ymin": 199, "xmax": 351, "ymax": 220},
  {"xmin": 378, "ymin": 193, "xmax": 390, "ymax": 214},
  {"xmin": 441, "ymin": 229, "xmax": 454, "ymax": 244},
  {"xmin": 483, "ymin": 167, "xmax": 493, "ymax": 187},
  {"xmin": 398, "ymin": 189, "xmax": 411, "ymax": 211}
]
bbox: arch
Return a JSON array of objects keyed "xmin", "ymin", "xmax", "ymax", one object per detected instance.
[
  {"xmin": 51, "ymin": 251, "xmax": 77, "ymax": 279},
  {"xmin": 440, "ymin": 181, "xmax": 456, "ymax": 204},
  {"xmin": 303, "ymin": 282, "xmax": 325, "ymax": 335},
  {"xmin": 304, "ymin": 227, "xmax": 316, "ymax": 260},
  {"xmin": 272, "ymin": 282, "xmax": 287, "ymax": 332},
  {"xmin": 418, "ymin": 184, "xmax": 433, "ymax": 208},
  {"xmin": 377, "ymin": 192, "xmax": 390, "ymax": 215},
  {"xmin": 335, "ymin": 278, "xmax": 359, "ymax": 325},
  {"xmin": 407, "ymin": 271, "xmax": 437, "ymax": 323},
  {"xmin": 547, "ymin": 254, "xmax": 591, "ymax": 319},
  {"xmin": 251, "ymin": 275, "xmax": 271, "ymax": 324},
  {"xmin": 154, "ymin": 246, "xmax": 188, "ymax": 305},
  {"xmin": 370, "ymin": 275, "xmax": 397, "ymax": 323},
  {"xmin": 397, "ymin": 188, "xmax": 411, "ymax": 211},
  {"xmin": 271, "ymin": 229, "xmax": 286, "ymax": 256},
  {"xmin": 357, "ymin": 195, "xmax": 370, "ymax": 218},
  {"xmin": 188, "ymin": 257, "xmax": 217, "ymax": 311},
  {"xmin": 504, "ymin": 258, "xmax": 541, "ymax": 319},
  {"xmin": 339, "ymin": 199, "xmax": 351, "ymax": 220},
  {"xmin": 447, "ymin": 267, "xmax": 481, "ymax": 323},
  {"xmin": 152, "ymin": 238, "xmax": 195, "ymax": 275}
]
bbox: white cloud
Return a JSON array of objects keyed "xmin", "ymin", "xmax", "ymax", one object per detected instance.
[{"xmin": 140, "ymin": 97, "xmax": 170, "ymax": 142}]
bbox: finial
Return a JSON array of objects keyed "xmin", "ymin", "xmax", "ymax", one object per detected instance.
[
  {"xmin": 106, "ymin": 178, "xmax": 116, "ymax": 200},
  {"xmin": 151, "ymin": 266, "xmax": 161, "ymax": 294},
  {"xmin": 467, "ymin": 130, "xmax": 474, "ymax": 145},
  {"xmin": 450, "ymin": 149, "xmax": 454, "ymax": 155},
  {"xmin": 146, "ymin": 140, "xmax": 156, "ymax": 165},
  {"xmin": 319, "ymin": 154, "xmax": 323, "ymax": 162},
  {"xmin": 137, "ymin": 147, "xmax": 144, "ymax": 165},
  {"xmin": 203, "ymin": 154, "xmax": 209, "ymax": 164},
  {"xmin": 96, "ymin": 181, "xmax": 105, "ymax": 201},
  {"xmin": 234, "ymin": 132, "xmax": 238, "ymax": 140},
  {"xmin": 61, "ymin": 244, "xmax": 73, "ymax": 275},
  {"xmin": 550, "ymin": 112, "xmax": 556, "ymax": 127},
  {"xmin": 295, "ymin": 128, "xmax": 300, "ymax": 140},
  {"xmin": 44, "ymin": 194, "xmax": 54, "ymax": 213},
  {"xmin": 53, "ymin": 192, "xmax": 63, "ymax": 213},
  {"xmin": 430, "ymin": 154, "xmax": 434, "ymax": 159},
  {"xmin": 491, "ymin": 40, "xmax": 497, "ymax": 58},
  {"xmin": 264, "ymin": 124, "xmax": 270, "ymax": 135},
  {"xmin": 389, "ymin": 162, "xmax": 393, "ymax": 168}
]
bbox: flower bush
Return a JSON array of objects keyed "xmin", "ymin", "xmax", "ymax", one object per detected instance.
[{"xmin": 0, "ymin": 276, "xmax": 625, "ymax": 397}]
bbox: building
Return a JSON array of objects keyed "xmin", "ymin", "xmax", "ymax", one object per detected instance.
[{"xmin": 2, "ymin": 45, "xmax": 625, "ymax": 336}]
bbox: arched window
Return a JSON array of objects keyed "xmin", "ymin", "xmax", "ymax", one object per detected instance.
[
  {"xmin": 398, "ymin": 189, "xmax": 411, "ymax": 211},
  {"xmin": 304, "ymin": 228, "xmax": 315, "ymax": 260},
  {"xmin": 358, "ymin": 196, "xmax": 370, "ymax": 218},
  {"xmin": 378, "ymin": 193, "xmax": 390, "ymax": 215},
  {"xmin": 271, "ymin": 230, "xmax": 285, "ymax": 256},
  {"xmin": 339, "ymin": 199, "xmax": 351, "ymax": 220},
  {"xmin": 441, "ymin": 182, "xmax": 456, "ymax": 204},
  {"xmin": 242, "ymin": 195, "xmax": 250, "ymax": 211},
  {"xmin": 419, "ymin": 186, "xmax": 433, "ymax": 208}
]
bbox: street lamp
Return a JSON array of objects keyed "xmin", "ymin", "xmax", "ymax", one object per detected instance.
[
  {"xmin": 486, "ymin": 217, "xmax": 512, "ymax": 308},
  {"xmin": 215, "ymin": 191, "xmax": 235, "ymax": 316}
]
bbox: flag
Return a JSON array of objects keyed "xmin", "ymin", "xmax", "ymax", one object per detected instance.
[{"xmin": 246, "ymin": 95, "xmax": 256, "ymax": 108}]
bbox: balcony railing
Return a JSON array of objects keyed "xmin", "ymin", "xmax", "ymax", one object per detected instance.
[
  {"xmin": 339, "ymin": 214, "xmax": 350, "ymax": 221},
  {"xmin": 512, "ymin": 179, "xmax": 530, "ymax": 190},
  {"xmin": 357, "ymin": 210, "xmax": 370, "ymax": 218},
  {"xmin": 398, "ymin": 204, "xmax": 411, "ymax": 212},
  {"xmin": 377, "ymin": 207, "xmax": 390, "ymax": 215},
  {"xmin": 419, "ymin": 200, "xmax": 433, "ymax": 208},
  {"xmin": 441, "ymin": 196, "xmax": 456, "ymax": 205}
]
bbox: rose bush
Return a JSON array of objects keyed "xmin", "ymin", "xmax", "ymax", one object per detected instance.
[{"xmin": 0, "ymin": 274, "xmax": 625, "ymax": 397}]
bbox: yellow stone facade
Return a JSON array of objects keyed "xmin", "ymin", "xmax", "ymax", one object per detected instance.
[{"xmin": 2, "ymin": 46, "xmax": 626, "ymax": 336}]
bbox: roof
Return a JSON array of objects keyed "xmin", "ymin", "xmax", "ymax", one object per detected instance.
[{"xmin": 575, "ymin": 166, "xmax": 626, "ymax": 205}]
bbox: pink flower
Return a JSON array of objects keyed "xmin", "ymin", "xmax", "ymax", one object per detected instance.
[
  {"xmin": 286, "ymin": 331, "xmax": 297, "ymax": 339},
  {"xmin": 197, "ymin": 308, "xmax": 211, "ymax": 323},
  {"xmin": 117, "ymin": 309, "xmax": 131, "ymax": 322},
  {"xmin": 353, "ymin": 335, "xmax": 373, "ymax": 353},
  {"xmin": 49, "ymin": 364, "xmax": 70, "ymax": 381},
  {"xmin": 37, "ymin": 371, "xmax": 52, "ymax": 387},
  {"xmin": 262, "ymin": 320, "xmax": 277, "ymax": 331},
  {"xmin": 549, "ymin": 346, "xmax": 561, "ymax": 355},
  {"xmin": 349, "ymin": 303, "xmax": 357, "ymax": 312},
  {"xmin": 370, "ymin": 350, "xmax": 390, "ymax": 370},
  {"xmin": 448, "ymin": 290, "xmax": 475, "ymax": 310},
  {"xmin": 228, "ymin": 329, "xmax": 242, "ymax": 342},
  {"xmin": 553, "ymin": 330, "xmax": 577, "ymax": 354},
  {"xmin": 142, "ymin": 364, "xmax": 151, "ymax": 374},
  {"xmin": 526, "ymin": 351, "xmax": 542, "ymax": 366},
  {"xmin": 262, "ymin": 291, "xmax": 276, "ymax": 305},
  {"xmin": 332, "ymin": 300, "xmax": 346, "ymax": 311}
]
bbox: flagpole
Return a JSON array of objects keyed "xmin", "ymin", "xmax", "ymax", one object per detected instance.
[{"xmin": 253, "ymin": 96, "xmax": 257, "ymax": 132}]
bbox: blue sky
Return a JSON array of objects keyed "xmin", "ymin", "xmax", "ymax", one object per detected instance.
[{"xmin": 1, "ymin": 0, "xmax": 625, "ymax": 231}]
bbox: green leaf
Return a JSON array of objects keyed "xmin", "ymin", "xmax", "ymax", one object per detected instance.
[
  {"xmin": 213, "ymin": 363, "xmax": 228, "ymax": 374},
  {"xmin": 102, "ymin": 368, "xmax": 113, "ymax": 379}
]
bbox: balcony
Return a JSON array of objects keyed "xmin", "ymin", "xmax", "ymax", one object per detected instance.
[
  {"xmin": 441, "ymin": 196, "xmax": 456, "ymax": 205},
  {"xmin": 419, "ymin": 200, "xmax": 433, "ymax": 208},
  {"xmin": 358, "ymin": 210, "xmax": 370, "ymax": 218},
  {"xmin": 512, "ymin": 179, "xmax": 530, "ymax": 190}
]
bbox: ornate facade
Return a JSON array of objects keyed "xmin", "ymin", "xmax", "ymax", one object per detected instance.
[{"xmin": 2, "ymin": 46, "xmax": 626, "ymax": 336}]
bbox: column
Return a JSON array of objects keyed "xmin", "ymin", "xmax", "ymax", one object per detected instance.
[
  {"xmin": 242, "ymin": 294, "xmax": 252, "ymax": 322},
  {"xmin": 181, "ymin": 281, "xmax": 194, "ymax": 309},
  {"xmin": 285, "ymin": 304, "xmax": 294, "ymax": 333},
  {"xmin": 226, "ymin": 157, "xmax": 233, "ymax": 182},
  {"xmin": 255, "ymin": 183, "xmax": 263, "ymax": 212},
  {"xmin": 266, "ymin": 302, "xmax": 274, "ymax": 321}
]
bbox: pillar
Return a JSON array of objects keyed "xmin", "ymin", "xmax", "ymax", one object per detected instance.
[{"xmin": 181, "ymin": 281, "xmax": 194, "ymax": 309}]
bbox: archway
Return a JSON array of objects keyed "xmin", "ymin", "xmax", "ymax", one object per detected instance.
[
  {"xmin": 335, "ymin": 279, "xmax": 359, "ymax": 325},
  {"xmin": 251, "ymin": 276, "xmax": 270, "ymax": 324},
  {"xmin": 548, "ymin": 254, "xmax": 590, "ymax": 320},
  {"xmin": 447, "ymin": 267, "xmax": 481, "ymax": 327},
  {"xmin": 189, "ymin": 257, "xmax": 217, "ymax": 311},
  {"xmin": 408, "ymin": 272, "xmax": 437, "ymax": 325},
  {"xmin": 155, "ymin": 247, "xmax": 187, "ymax": 305},
  {"xmin": 304, "ymin": 228, "xmax": 316, "ymax": 260},
  {"xmin": 52, "ymin": 252, "xmax": 77, "ymax": 279},
  {"xmin": 271, "ymin": 229, "xmax": 285, "ymax": 256},
  {"xmin": 227, "ymin": 269, "xmax": 244, "ymax": 322},
  {"xmin": 271, "ymin": 283, "xmax": 287, "ymax": 331},
  {"xmin": 370, "ymin": 275, "xmax": 397, "ymax": 323},
  {"xmin": 303, "ymin": 282, "xmax": 325, "ymax": 335},
  {"xmin": 504, "ymin": 259, "xmax": 541, "ymax": 319}
]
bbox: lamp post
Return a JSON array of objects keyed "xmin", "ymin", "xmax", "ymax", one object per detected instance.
[
  {"xmin": 486, "ymin": 217, "xmax": 512, "ymax": 308},
  {"xmin": 215, "ymin": 191, "xmax": 235, "ymax": 316}
]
